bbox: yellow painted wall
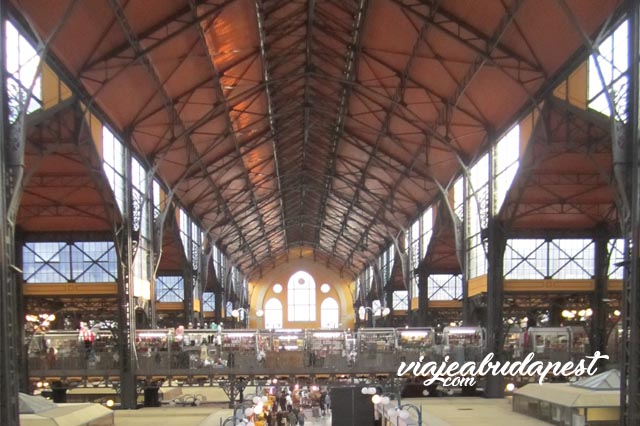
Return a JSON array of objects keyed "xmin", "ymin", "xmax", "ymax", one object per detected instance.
[
  {"xmin": 41, "ymin": 63, "xmax": 72, "ymax": 110},
  {"xmin": 23, "ymin": 283, "xmax": 117, "ymax": 296},
  {"xmin": 248, "ymin": 258, "xmax": 355, "ymax": 329},
  {"xmin": 468, "ymin": 275, "xmax": 488, "ymax": 297},
  {"xmin": 157, "ymin": 302, "xmax": 184, "ymax": 311},
  {"xmin": 466, "ymin": 277, "xmax": 621, "ymax": 296},
  {"xmin": 586, "ymin": 407, "xmax": 619, "ymax": 422},
  {"xmin": 411, "ymin": 297, "xmax": 463, "ymax": 310},
  {"xmin": 553, "ymin": 61, "xmax": 588, "ymax": 109}
]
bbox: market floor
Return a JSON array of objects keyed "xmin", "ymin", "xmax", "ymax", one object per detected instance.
[
  {"xmin": 109, "ymin": 387, "xmax": 549, "ymax": 426},
  {"xmin": 114, "ymin": 407, "xmax": 332, "ymax": 425},
  {"xmin": 403, "ymin": 397, "xmax": 551, "ymax": 426},
  {"xmin": 113, "ymin": 398, "xmax": 552, "ymax": 426}
]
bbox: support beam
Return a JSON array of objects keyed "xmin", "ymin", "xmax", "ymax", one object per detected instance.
[
  {"xmin": 417, "ymin": 269, "xmax": 428, "ymax": 326},
  {"xmin": 115, "ymin": 146, "xmax": 137, "ymax": 409},
  {"xmin": 15, "ymin": 231, "xmax": 28, "ymax": 393},
  {"xmin": 460, "ymin": 176, "xmax": 471, "ymax": 325},
  {"xmin": 621, "ymin": 1, "xmax": 640, "ymax": 422},
  {"xmin": 484, "ymin": 217, "xmax": 506, "ymax": 398},
  {"xmin": 549, "ymin": 298, "xmax": 563, "ymax": 327},
  {"xmin": 214, "ymin": 269, "xmax": 222, "ymax": 325},
  {"xmin": 591, "ymin": 230, "xmax": 609, "ymax": 358},
  {"xmin": 0, "ymin": 1, "xmax": 21, "ymax": 422},
  {"xmin": 183, "ymin": 265, "xmax": 195, "ymax": 326}
]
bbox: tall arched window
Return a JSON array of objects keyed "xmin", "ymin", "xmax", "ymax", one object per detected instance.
[
  {"xmin": 287, "ymin": 271, "xmax": 316, "ymax": 322},
  {"xmin": 264, "ymin": 298, "xmax": 283, "ymax": 329},
  {"xmin": 320, "ymin": 297, "xmax": 340, "ymax": 329}
]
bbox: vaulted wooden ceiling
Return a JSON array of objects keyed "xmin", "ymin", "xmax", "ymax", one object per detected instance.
[{"xmin": 11, "ymin": 0, "xmax": 624, "ymax": 275}]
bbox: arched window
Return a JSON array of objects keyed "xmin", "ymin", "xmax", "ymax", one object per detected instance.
[
  {"xmin": 264, "ymin": 298, "xmax": 283, "ymax": 329},
  {"xmin": 287, "ymin": 271, "xmax": 316, "ymax": 322},
  {"xmin": 320, "ymin": 297, "xmax": 339, "ymax": 329}
]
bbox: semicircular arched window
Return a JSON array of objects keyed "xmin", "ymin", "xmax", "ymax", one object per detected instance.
[
  {"xmin": 264, "ymin": 297, "xmax": 283, "ymax": 329},
  {"xmin": 321, "ymin": 297, "xmax": 340, "ymax": 329},
  {"xmin": 287, "ymin": 271, "xmax": 316, "ymax": 322}
]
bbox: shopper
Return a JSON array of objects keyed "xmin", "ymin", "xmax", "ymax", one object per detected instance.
[
  {"xmin": 297, "ymin": 409, "xmax": 306, "ymax": 425},
  {"xmin": 286, "ymin": 409, "xmax": 297, "ymax": 426}
]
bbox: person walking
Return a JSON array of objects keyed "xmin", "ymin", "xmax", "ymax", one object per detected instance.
[
  {"xmin": 286, "ymin": 409, "xmax": 297, "ymax": 426},
  {"xmin": 324, "ymin": 392, "xmax": 331, "ymax": 414},
  {"xmin": 297, "ymin": 409, "xmax": 306, "ymax": 425}
]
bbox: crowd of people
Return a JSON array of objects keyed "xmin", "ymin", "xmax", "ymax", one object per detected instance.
[{"xmin": 250, "ymin": 387, "xmax": 331, "ymax": 426}]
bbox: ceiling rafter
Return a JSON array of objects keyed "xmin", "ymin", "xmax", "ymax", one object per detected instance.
[
  {"xmin": 14, "ymin": 0, "xmax": 624, "ymax": 275},
  {"xmin": 106, "ymin": 0, "xmax": 259, "ymax": 266},
  {"xmin": 390, "ymin": 0, "xmax": 544, "ymax": 74},
  {"xmin": 81, "ymin": 0, "xmax": 234, "ymax": 72},
  {"xmin": 311, "ymin": 0, "xmax": 368, "ymax": 248},
  {"xmin": 188, "ymin": 0, "xmax": 275, "ymax": 260},
  {"xmin": 432, "ymin": 0, "xmax": 528, "ymax": 134},
  {"xmin": 330, "ymin": 5, "xmax": 441, "ymax": 260},
  {"xmin": 255, "ymin": 0, "xmax": 291, "ymax": 249}
]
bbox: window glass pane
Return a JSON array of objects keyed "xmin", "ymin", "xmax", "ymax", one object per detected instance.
[
  {"xmin": 320, "ymin": 298, "xmax": 339, "ymax": 329},
  {"xmin": 453, "ymin": 177, "xmax": 464, "ymax": 220},
  {"xmin": 427, "ymin": 274, "xmax": 462, "ymax": 300},
  {"xmin": 203, "ymin": 292, "xmax": 215, "ymax": 312},
  {"xmin": 548, "ymin": 239, "xmax": 594, "ymax": 279},
  {"xmin": 392, "ymin": 291, "xmax": 408, "ymax": 310},
  {"xmin": 287, "ymin": 271, "xmax": 316, "ymax": 322},
  {"xmin": 264, "ymin": 298, "xmax": 283, "ymax": 329},
  {"xmin": 102, "ymin": 126, "xmax": 126, "ymax": 212},
  {"xmin": 495, "ymin": 125, "xmax": 520, "ymax": 211},
  {"xmin": 504, "ymin": 239, "xmax": 547, "ymax": 279},
  {"xmin": 588, "ymin": 20, "xmax": 629, "ymax": 120},
  {"xmin": 608, "ymin": 239, "xmax": 625, "ymax": 279},
  {"xmin": 6, "ymin": 21, "xmax": 42, "ymax": 121},
  {"xmin": 156, "ymin": 276, "xmax": 184, "ymax": 302}
]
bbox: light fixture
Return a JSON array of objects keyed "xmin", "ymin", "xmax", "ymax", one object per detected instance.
[
  {"xmin": 614, "ymin": 309, "xmax": 621, "ymax": 317},
  {"xmin": 505, "ymin": 383, "xmax": 516, "ymax": 392},
  {"xmin": 387, "ymin": 407, "xmax": 397, "ymax": 417},
  {"xmin": 273, "ymin": 283, "xmax": 283, "ymax": 294},
  {"xmin": 106, "ymin": 399, "xmax": 114, "ymax": 408},
  {"xmin": 381, "ymin": 307, "xmax": 391, "ymax": 317},
  {"xmin": 320, "ymin": 283, "xmax": 331, "ymax": 293},
  {"xmin": 358, "ymin": 306, "xmax": 366, "ymax": 320},
  {"xmin": 245, "ymin": 407, "xmax": 254, "ymax": 417},
  {"xmin": 231, "ymin": 309, "xmax": 240, "ymax": 318},
  {"xmin": 362, "ymin": 386, "xmax": 376, "ymax": 395},
  {"xmin": 380, "ymin": 396, "xmax": 390, "ymax": 405},
  {"xmin": 256, "ymin": 309, "xmax": 264, "ymax": 317},
  {"xmin": 398, "ymin": 410, "xmax": 410, "ymax": 419},
  {"xmin": 371, "ymin": 394, "xmax": 381, "ymax": 404}
]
